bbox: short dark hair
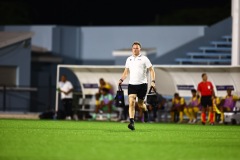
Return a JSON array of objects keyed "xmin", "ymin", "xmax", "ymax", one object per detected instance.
[
  {"xmin": 191, "ymin": 89, "xmax": 197, "ymax": 93},
  {"xmin": 61, "ymin": 74, "xmax": 67, "ymax": 78},
  {"xmin": 202, "ymin": 73, "xmax": 206, "ymax": 78},
  {"xmin": 132, "ymin": 41, "xmax": 141, "ymax": 48},
  {"xmin": 174, "ymin": 93, "xmax": 179, "ymax": 97}
]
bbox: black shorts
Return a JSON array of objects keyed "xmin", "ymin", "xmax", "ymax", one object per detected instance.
[
  {"xmin": 128, "ymin": 83, "xmax": 147, "ymax": 100},
  {"xmin": 200, "ymin": 96, "xmax": 212, "ymax": 108}
]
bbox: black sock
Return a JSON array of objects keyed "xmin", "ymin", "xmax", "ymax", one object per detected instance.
[{"xmin": 130, "ymin": 118, "xmax": 134, "ymax": 124}]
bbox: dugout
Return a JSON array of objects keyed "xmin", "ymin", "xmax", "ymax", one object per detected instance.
[{"xmin": 55, "ymin": 65, "xmax": 240, "ymax": 114}]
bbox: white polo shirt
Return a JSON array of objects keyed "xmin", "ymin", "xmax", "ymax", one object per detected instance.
[
  {"xmin": 125, "ymin": 54, "xmax": 152, "ymax": 85},
  {"xmin": 58, "ymin": 81, "xmax": 73, "ymax": 99}
]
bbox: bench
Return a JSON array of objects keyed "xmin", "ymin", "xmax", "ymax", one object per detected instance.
[
  {"xmin": 175, "ymin": 58, "xmax": 231, "ymax": 65},
  {"xmin": 75, "ymin": 94, "xmax": 126, "ymax": 121},
  {"xmin": 186, "ymin": 52, "xmax": 231, "ymax": 59}
]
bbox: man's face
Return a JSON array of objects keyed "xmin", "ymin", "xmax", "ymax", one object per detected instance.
[
  {"xmin": 202, "ymin": 74, "xmax": 208, "ymax": 81},
  {"xmin": 192, "ymin": 92, "xmax": 196, "ymax": 96},
  {"xmin": 61, "ymin": 75, "xmax": 66, "ymax": 82},
  {"xmin": 227, "ymin": 89, "xmax": 232, "ymax": 95},
  {"xmin": 100, "ymin": 79, "xmax": 105, "ymax": 86},
  {"xmin": 132, "ymin": 44, "xmax": 141, "ymax": 56}
]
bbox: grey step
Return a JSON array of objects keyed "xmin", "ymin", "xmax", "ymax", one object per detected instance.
[
  {"xmin": 199, "ymin": 47, "xmax": 231, "ymax": 53},
  {"xmin": 222, "ymin": 35, "xmax": 232, "ymax": 42},
  {"xmin": 186, "ymin": 52, "xmax": 231, "ymax": 59},
  {"xmin": 175, "ymin": 58, "xmax": 231, "ymax": 65},
  {"xmin": 210, "ymin": 41, "xmax": 231, "ymax": 47}
]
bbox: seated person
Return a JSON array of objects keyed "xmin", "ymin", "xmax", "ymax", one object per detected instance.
[
  {"xmin": 95, "ymin": 78, "xmax": 113, "ymax": 110},
  {"xmin": 147, "ymin": 92, "xmax": 166, "ymax": 122},
  {"xmin": 219, "ymin": 89, "xmax": 240, "ymax": 123},
  {"xmin": 98, "ymin": 78, "xmax": 113, "ymax": 94},
  {"xmin": 92, "ymin": 87, "xmax": 115, "ymax": 121},
  {"xmin": 186, "ymin": 89, "xmax": 201, "ymax": 124},
  {"xmin": 170, "ymin": 93, "xmax": 186, "ymax": 123}
]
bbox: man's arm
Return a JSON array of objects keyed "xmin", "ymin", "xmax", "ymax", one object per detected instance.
[
  {"xmin": 119, "ymin": 68, "xmax": 129, "ymax": 85},
  {"xmin": 66, "ymin": 88, "xmax": 74, "ymax": 94},
  {"xmin": 61, "ymin": 88, "xmax": 73, "ymax": 95},
  {"xmin": 149, "ymin": 66, "xmax": 155, "ymax": 87}
]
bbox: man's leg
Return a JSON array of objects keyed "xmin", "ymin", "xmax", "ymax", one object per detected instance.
[
  {"xmin": 170, "ymin": 107, "xmax": 175, "ymax": 122},
  {"xmin": 107, "ymin": 103, "xmax": 112, "ymax": 120},
  {"xmin": 209, "ymin": 106, "xmax": 214, "ymax": 125},
  {"xmin": 137, "ymin": 99, "xmax": 149, "ymax": 122},
  {"xmin": 201, "ymin": 107, "xmax": 207, "ymax": 125},
  {"xmin": 91, "ymin": 104, "xmax": 100, "ymax": 120},
  {"xmin": 192, "ymin": 107, "xmax": 199, "ymax": 123},
  {"xmin": 178, "ymin": 107, "xmax": 184, "ymax": 123},
  {"xmin": 64, "ymin": 99, "xmax": 73, "ymax": 120},
  {"xmin": 128, "ymin": 94, "xmax": 136, "ymax": 130}
]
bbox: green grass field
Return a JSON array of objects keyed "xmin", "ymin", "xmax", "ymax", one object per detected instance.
[{"xmin": 0, "ymin": 119, "xmax": 240, "ymax": 160}]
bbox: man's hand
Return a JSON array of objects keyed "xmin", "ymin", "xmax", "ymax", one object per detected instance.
[
  {"xmin": 118, "ymin": 79, "xmax": 123, "ymax": 85},
  {"xmin": 151, "ymin": 80, "xmax": 155, "ymax": 87}
]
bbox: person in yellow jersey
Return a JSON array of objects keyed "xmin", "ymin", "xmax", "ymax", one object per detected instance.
[
  {"xmin": 95, "ymin": 78, "xmax": 113, "ymax": 110},
  {"xmin": 170, "ymin": 93, "xmax": 186, "ymax": 123},
  {"xmin": 92, "ymin": 88, "xmax": 116, "ymax": 121},
  {"xmin": 99, "ymin": 78, "xmax": 113, "ymax": 94},
  {"xmin": 186, "ymin": 89, "xmax": 201, "ymax": 124},
  {"xmin": 219, "ymin": 89, "xmax": 240, "ymax": 124}
]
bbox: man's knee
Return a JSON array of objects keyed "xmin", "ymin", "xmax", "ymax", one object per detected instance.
[
  {"xmin": 137, "ymin": 99, "xmax": 144, "ymax": 107},
  {"xmin": 129, "ymin": 94, "xmax": 137, "ymax": 104}
]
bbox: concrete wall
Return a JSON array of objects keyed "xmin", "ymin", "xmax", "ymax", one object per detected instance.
[
  {"xmin": 0, "ymin": 40, "xmax": 32, "ymax": 111},
  {"xmin": 2, "ymin": 18, "xmax": 231, "ymax": 66},
  {"xmin": 3, "ymin": 25, "xmax": 56, "ymax": 51},
  {"xmin": 2, "ymin": 24, "xmax": 206, "ymax": 65},
  {"xmin": 80, "ymin": 26, "xmax": 205, "ymax": 61},
  {"xmin": 155, "ymin": 17, "xmax": 232, "ymax": 64}
]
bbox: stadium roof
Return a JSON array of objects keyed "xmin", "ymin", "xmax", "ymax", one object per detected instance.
[{"xmin": 0, "ymin": 31, "xmax": 34, "ymax": 48}]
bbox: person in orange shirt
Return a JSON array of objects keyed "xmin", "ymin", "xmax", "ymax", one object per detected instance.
[{"xmin": 197, "ymin": 73, "xmax": 215, "ymax": 125}]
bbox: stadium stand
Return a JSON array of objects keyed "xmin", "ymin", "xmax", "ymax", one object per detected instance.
[{"xmin": 175, "ymin": 35, "xmax": 232, "ymax": 65}]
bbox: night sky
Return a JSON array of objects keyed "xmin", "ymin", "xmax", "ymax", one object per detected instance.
[{"xmin": 0, "ymin": 0, "xmax": 231, "ymax": 26}]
